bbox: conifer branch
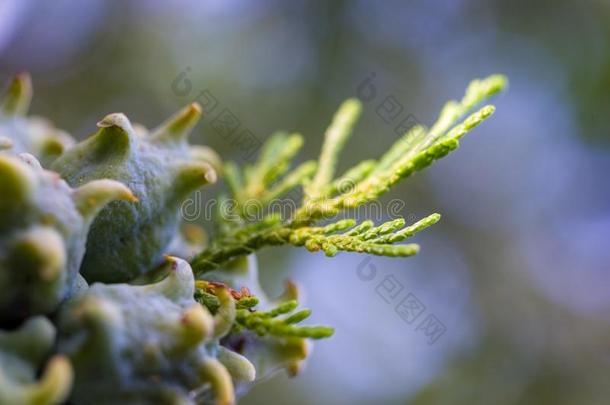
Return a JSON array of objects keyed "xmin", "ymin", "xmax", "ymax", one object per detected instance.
[
  {"xmin": 194, "ymin": 281, "xmax": 333, "ymax": 339},
  {"xmin": 191, "ymin": 75, "xmax": 507, "ymax": 274},
  {"xmin": 192, "ymin": 214, "xmax": 439, "ymax": 274},
  {"xmin": 306, "ymin": 99, "xmax": 362, "ymax": 198}
]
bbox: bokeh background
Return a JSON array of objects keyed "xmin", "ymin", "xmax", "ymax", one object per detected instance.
[{"xmin": 1, "ymin": 1, "xmax": 609, "ymax": 404}]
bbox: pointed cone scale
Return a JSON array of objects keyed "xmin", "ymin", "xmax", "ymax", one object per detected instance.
[
  {"xmin": 86, "ymin": 113, "xmax": 136, "ymax": 158},
  {"xmin": 218, "ymin": 346, "xmax": 256, "ymax": 382},
  {"xmin": 190, "ymin": 145, "xmax": 223, "ymax": 174},
  {"xmin": 77, "ymin": 296, "xmax": 122, "ymax": 329},
  {"xmin": 199, "ymin": 358, "xmax": 235, "ymax": 405},
  {"xmin": 143, "ymin": 256, "xmax": 196, "ymax": 302},
  {"xmin": 169, "ymin": 160, "xmax": 217, "ymax": 202},
  {"xmin": 27, "ymin": 116, "xmax": 75, "ymax": 147},
  {"xmin": 0, "ymin": 316, "xmax": 55, "ymax": 361},
  {"xmin": 0, "ymin": 155, "xmax": 37, "ymax": 211},
  {"xmin": 40, "ymin": 129, "xmax": 74, "ymax": 158},
  {"xmin": 212, "ymin": 287, "xmax": 235, "ymax": 339},
  {"xmin": 178, "ymin": 304, "xmax": 214, "ymax": 346},
  {"xmin": 151, "ymin": 103, "xmax": 202, "ymax": 144},
  {"xmin": 0, "ymin": 72, "xmax": 32, "ymax": 116},
  {"xmin": 9, "ymin": 227, "xmax": 66, "ymax": 282},
  {"xmin": 72, "ymin": 179, "xmax": 137, "ymax": 220},
  {"xmin": 18, "ymin": 152, "xmax": 43, "ymax": 170},
  {"xmin": 50, "ymin": 114, "xmax": 135, "ymax": 180},
  {"xmin": 29, "ymin": 355, "xmax": 74, "ymax": 405}
]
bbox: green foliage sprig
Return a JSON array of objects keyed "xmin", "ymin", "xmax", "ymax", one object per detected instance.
[
  {"xmin": 194, "ymin": 280, "xmax": 333, "ymax": 339},
  {"xmin": 191, "ymin": 74, "xmax": 507, "ymax": 275},
  {"xmin": 234, "ymin": 300, "xmax": 334, "ymax": 339}
]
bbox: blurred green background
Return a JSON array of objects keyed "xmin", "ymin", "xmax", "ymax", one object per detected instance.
[{"xmin": 1, "ymin": 1, "xmax": 609, "ymax": 404}]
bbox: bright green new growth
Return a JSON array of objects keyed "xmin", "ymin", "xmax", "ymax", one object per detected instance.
[
  {"xmin": 224, "ymin": 131, "xmax": 316, "ymax": 211},
  {"xmin": 52, "ymin": 103, "xmax": 219, "ymax": 283},
  {"xmin": 191, "ymin": 74, "xmax": 508, "ymax": 274},
  {"xmin": 234, "ymin": 300, "xmax": 334, "ymax": 339},
  {"xmin": 197, "ymin": 254, "xmax": 322, "ymax": 383},
  {"xmin": 193, "ymin": 263, "xmax": 333, "ymax": 387},
  {"xmin": 0, "ymin": 316, "xmax": 73, "ymax": 405},
  {"xmin": 0, "ymin": 153, "xmax": 134, "ymax": 322},
  {"xmin": 306, "ymin": 99, "xmax": 362, "ymax": 199},
  {"xmin": 288, "ymin": 214, "xmax": 441, "ymax": 257},
  {"xmin": 195, "ymin": 281, "xmax": 333, "ymax": 340},
  {"xmin": 57, "ymin": 256, "xmax": 254, "ymax": 405},
  {"xmin": 0, "ymin": 74, "xmax": 74, "ymax": 167}
]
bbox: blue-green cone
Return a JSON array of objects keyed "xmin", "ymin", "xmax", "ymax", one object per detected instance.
[
  {"xmin": 52, "ymin": 104, "xmax": 219, "ymax": 283},
  {"xmin": 0, "ymin": 316, "xmax": 73, "ymax": 405},
  {"xmin": 0, "ymin": 153, "xmax": 135, "ymax": 322},
  {"xmin": 0, "ymin": 73, "xmax": 74, "ymax": 167},
  {"xmin": 57, "ymin": 256, "xmax": 254, "ymax": 405}
]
